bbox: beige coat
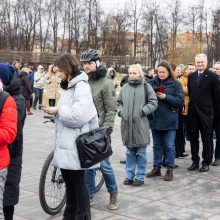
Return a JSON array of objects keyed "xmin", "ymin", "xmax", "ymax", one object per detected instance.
[
  {"xmin": 45, "ymin": 72, "xmax": 61, "ymax": 99},
  {"xmin": 179, "ymin": 73, "xmax": 189, "ymax": 115}
]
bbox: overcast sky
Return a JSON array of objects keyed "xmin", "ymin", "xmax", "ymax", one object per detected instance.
[{"xmin": 100, "ymin": 0, "xmax": 218, "ymax": 13}]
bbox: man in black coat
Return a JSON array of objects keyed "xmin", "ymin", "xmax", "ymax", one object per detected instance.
[
  {"xmin": 3, "ymin": 66, "xmax": 26, "ymax": 220},
  {"xmin": 187, "ymin": 53, "xmax": 220, "ymax": 172}
]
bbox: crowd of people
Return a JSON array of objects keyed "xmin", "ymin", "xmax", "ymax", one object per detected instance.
[{"xmin": 0, "ymin": 50, "xmax": 220, "ymax": 220}]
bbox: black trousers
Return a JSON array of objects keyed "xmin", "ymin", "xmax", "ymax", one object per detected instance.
[
  {"xmin": 60, "ymin": 169, "xmax": 91, "ymax": 220},
  {"xmin": 49, "ymin": 99, "xmax": 56, "ymax": 107},
  {"xmin": 189, "ymin": 130, "xmax": 212, "ymax": 165},
  {"xmin": 3, "ymin": 205, "xmax": 14, "ymax": 220},
  {"xmin": 175, "ymin": 113, "xmax": 185, "ymax": 157}
]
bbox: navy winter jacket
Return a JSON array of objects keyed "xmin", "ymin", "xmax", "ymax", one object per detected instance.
[{"xmin": 149, "ymin": 76, "xmax": 184, "ymax": 130}]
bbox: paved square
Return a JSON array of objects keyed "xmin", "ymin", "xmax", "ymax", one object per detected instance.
[{"xmin": 14, "ymin": 110, "xmax": 220, "ymax": 220}]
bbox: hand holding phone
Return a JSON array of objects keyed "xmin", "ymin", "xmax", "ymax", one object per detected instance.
[
  {"xmin": 153, "ymin": 85, "xmax": 165, "ymax": 94},
  {"xmin": 39, "ymin": 104, "xmax": 46, "ymax": 110}
]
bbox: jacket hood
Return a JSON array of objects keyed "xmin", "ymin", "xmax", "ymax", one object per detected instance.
[
  {"xmin": 5, "ymin": 72, "xmax": 22, "ymax": 96},
  {"xmin": 88, "ymin": 67, "xmax": 107, "ymax": 81},
  {"xmin": 68, "ymin": 71, "xmax": 88, "ymax": 88},
  {"xmin": 37, "ymin": 65, "xmax": 44, "ymax": 71}
]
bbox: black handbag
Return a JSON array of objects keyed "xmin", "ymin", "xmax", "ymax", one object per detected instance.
[{"xmin": 75, "ymin": 127, "xmax": 113, "ymax": 168}]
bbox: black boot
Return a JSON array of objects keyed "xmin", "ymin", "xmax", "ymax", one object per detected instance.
[{"xmin": 147, "ymin": 165, "xmax": 161, "ymax": 177}]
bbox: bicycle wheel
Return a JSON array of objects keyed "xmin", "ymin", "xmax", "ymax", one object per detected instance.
[
  {"xmin": 39, "ymin": 151, "xmax": 66, "ymax": 215},
  {"xmin": 94, "ymin": 167, "xmax": 104, "ymax": 193}
]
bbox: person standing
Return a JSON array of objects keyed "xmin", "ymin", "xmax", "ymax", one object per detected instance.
[
  {"xmin": 179, "ymin": 63, "xmax": 195, "ymax": 143},
  {"xmin": 187, "ymin": 54, "xmax": 220, "ymax": 172},
  {"xmin": 45, "ymin": 64, "xmax": 61, "ymax": 107},
  {"xmin": 211, "ymin": 62, "xmax": 220, "ymax": 166},
  {"xmin": 147, "ymin": 61, "xmax": 184, "ymax": 181},
  {"xmin": 19, "ymin": 67, "xmax": 32, "ymax": 115},
  {"xmin": 33, "ymin": 65, "xmax": 45, "ymax": 109},
  {"xmin": 27, "ymin": 65, "xmax": 34, "ymax": 110},
  {"xmin": 117, "ymin": 64, "xmax": 157, "ymax": 186},
  {"xmin": 0, "ymin": 77, "xmax": 18, "ymax": 220},
  {"xmin": 43, "ymin": 54, "xmax": 98, "ymax": 220},
  {"xmin": 0, "ymin": 63, "xmax": 26, "ymax": 220},
  {"xmin": 80, "ymin": 49, "xmax": 119, "ymax": 210}
]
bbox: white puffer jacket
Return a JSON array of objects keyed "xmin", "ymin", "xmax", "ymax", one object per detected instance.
[
  {"xmin": 51, "ymin": 71, "xmax": 99, "ymax": 170},
  {"xmin": 33, "ymin": 65, "xmax": 45, "ymax": 89}
]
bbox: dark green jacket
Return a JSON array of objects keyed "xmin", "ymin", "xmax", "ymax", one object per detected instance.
[
  {"xmin": 88, "ymin": 67, "xmax": 117, "ymax": 128},
  {"xmin": 117, "ymin": 77, "xmax": 158, "ymax": 147}
]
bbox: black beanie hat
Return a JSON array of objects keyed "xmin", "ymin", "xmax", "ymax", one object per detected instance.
[{"xmin": 0, "ymin": 63, "xmax": 16, "ymax": 86}]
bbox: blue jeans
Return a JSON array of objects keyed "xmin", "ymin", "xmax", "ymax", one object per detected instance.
[
  {"xmin": 126, "ymin": 146, "xmax": 147, "ymax": 181},
  {"xmin": 33, "ymin": 88, "xmax": 44, "ymax": 108},
  {"xmin": 85, "ymin": 159, "xmax": 118, "ymax": 199},
  {"xmin": 152, "ymin": 130, "xmax": 176, "ymax": 168},
  {"xmin": 212, "ymin": 118, "xmax": 220, "ymax": 160}
]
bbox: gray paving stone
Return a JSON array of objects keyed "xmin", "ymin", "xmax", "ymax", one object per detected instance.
[{"xmin": 13, "ymin": 111, "xmax": 220, "ymax": 220}]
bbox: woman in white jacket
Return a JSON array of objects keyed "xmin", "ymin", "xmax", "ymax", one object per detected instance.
[
  {"xmin": 43, "ymin": 54, "xmax": 98, "ymax": 220},
  {"xmin": 33, "ymin": 65, "xmax": 45, "ymax": 109}
]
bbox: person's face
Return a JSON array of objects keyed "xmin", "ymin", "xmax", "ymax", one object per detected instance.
[
  {"xmin": 128, "ymin": 67, "xmax": 141, "ymax": 80},
  {"xmin": 148, "ymin": 69, "xmax": 155, "ymax": 76},
  {"xmin": 39, "ymin": 67, "xmax": 44, "ymax": 73},
  {"xmin": 213, "ymin": 63, "xmax": 220, "ymax": 75},
  {"xmin": 186, "ymin": 65, "xmax": 196, "ymax": 75},
  {"xmin": 57, "ymin": 68, "xmax": 67, "ymax": 80},
  {"xmin": 83, "ymin": 61, "xmax": 96, "ymax": 74},
  {"xmin": 195, "ymin": 57, "xmax": 207, "ymax": 71},
  {"xmin": 175, "ymin": 67, "xmax": 182, "ymax": 77},
  {"xmin": 157, "ymin": 66, "xmax": 169, "ymax": 81},
  {"xmin": 53, "ymin": 66, "xmax": 58, "ymax": 73},
  {"xmin": 15, "ymin": 62, "xmax": 21, "ymax": 70}
]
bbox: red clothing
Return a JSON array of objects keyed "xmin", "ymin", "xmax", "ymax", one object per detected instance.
[{"xmin": 0, "ymin": 96, "xmax": 18, "ymax": 169}]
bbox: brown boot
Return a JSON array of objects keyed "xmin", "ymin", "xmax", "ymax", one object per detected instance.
[
  {"xmin": 147, "ymin": 165, "xmax": 161, "ymax": 177},
  {"xmin": 164, "ymin": 167, "xmax": 173, "ymax": 181}
]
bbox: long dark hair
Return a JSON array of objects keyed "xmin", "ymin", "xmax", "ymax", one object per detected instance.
[
  {"xmin": 55, "ymin": 54, "xmax": 80, "ymax": 80},
  {"xmin": 157, "ymin": 60, "xmax": 176, "ymax": 81}
]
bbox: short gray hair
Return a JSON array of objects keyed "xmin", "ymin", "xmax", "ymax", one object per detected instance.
[{"xmin": 195, "ymin": 53, "xmax": 207, "ymax": 61}]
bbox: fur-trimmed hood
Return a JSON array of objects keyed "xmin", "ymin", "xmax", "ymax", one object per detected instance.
[{"xmin": 88, "ymin": 67, "xmax": 107, "ymax": 81}]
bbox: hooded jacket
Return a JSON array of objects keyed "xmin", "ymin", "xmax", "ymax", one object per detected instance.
[
  {"xmin": 117, "ymin": 77, "xmax": 158, "ymax": 147},
  {"xmin": 34, "ymin": 65, "xmax": 45, "ymax": 89},
  {"xmin": 4, "ymin": 72, "xmax": 26, "ymax": 207},
  {"xmin": 0, "ymin": 95, "xmax": 17, "ymax": 170},
  {"xmin": 88, "ymin": 67, "xmax": 117, "ymax": 128},
  {"xmin": 52, "ymin": 71, "xmax": 98, "ymax": 170}
]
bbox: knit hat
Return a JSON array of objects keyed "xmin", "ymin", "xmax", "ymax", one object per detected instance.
[{"xmin": 0, "ymin": 63, "xmax": 16, "ymax": 86}]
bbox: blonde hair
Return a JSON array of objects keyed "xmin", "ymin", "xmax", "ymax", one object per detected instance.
[{"xmin": 128, "ymin": 64, "xmax": 144, "ymax": 77}]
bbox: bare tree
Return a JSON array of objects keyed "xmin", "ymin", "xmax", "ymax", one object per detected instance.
[
  {"xmin": 100, "ymin": 10, "xmax": 128, "ymax": 56},
  {"xmin": 126, "ymin": 0, "xmax": 143, "ymax": 57},
  {"xmin": 212, "ymin": 7, "xmax": 220, "ymax": 62},
  {"xmin": 167, "ymin": 0, "xmax": 183, "ymax": 63}
]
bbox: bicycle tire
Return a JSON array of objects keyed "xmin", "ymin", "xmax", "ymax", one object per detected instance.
[
  {"xmin": 94, "ymin": 167, "xmax": 104, "ymax": 193},
  {"xmin": 39, "ymin": 151, "xmax": 66, "ymax": 215}
]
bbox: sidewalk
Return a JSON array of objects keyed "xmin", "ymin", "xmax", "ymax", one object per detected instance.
[{"xmin": 14, "ymin": 110, "xmax": 220, "ymax": 220}]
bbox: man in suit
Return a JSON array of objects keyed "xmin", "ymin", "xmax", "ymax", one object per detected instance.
[{"xmin": 187, "ymin": 53, "xmax": 220, "ymax": 172}]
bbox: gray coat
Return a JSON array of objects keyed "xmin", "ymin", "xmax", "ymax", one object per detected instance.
[
  {"xmin": 117, "ymin": 77, "xmax": 158, "ymax": 147},
  {"xmin": 51, "ymin": 72, "xmax": 99, "ymax": 170}
]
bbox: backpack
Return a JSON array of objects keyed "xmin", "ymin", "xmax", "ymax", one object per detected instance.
[
  {"xmin": 0, "ymin": 91, "xmax": 10, "ymax": 115},
  {"xmin": 143, "ymin": 82, "xmax": 155, "ymax": 121}
]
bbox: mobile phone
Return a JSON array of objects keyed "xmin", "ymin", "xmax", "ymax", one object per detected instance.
[
  {"xmin": 153, "ymin": 85, "xmax": 165, "ymax": 94},
  {"xmin": 39, "ymin": 104, "xmax": 46, "ymax": 109}
]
